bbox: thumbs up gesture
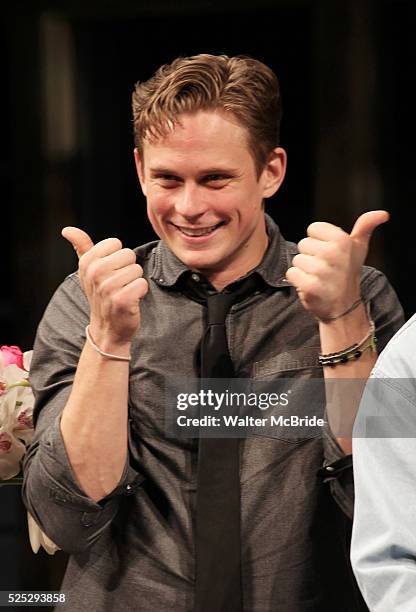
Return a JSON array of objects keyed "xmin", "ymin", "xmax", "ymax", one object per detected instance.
[
  {"xmin": 286, "ymin": 211, "xmax": 389, "ymax": 321},
  {"xmin": 61, "ymin": 227, "xmax": 148, "ymax": 348}
]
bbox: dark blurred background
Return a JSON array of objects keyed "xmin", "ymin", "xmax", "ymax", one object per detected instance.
[{"xmin": 0, "ymin": 0, "xmax": 415, "ymax": 603}]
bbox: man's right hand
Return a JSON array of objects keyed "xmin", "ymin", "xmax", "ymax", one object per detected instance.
[{"xmin": 61, "ymin": 227, "xmax": 148, "ymax": 349}]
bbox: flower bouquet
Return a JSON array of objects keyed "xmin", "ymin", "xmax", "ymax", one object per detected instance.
[
  {"xmin": 0, "ymin": 345, "xmax": 60, "ymax": 554},
  {"xmin": 0, "ymin": 345, "xmax": 34, "ymax": 482}
]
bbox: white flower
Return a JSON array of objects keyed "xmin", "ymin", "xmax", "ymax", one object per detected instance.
[
  {"xmin": 27, "ymin": 511, "xmax": 60, "ymax": 555},
  {"xmin": 0, "ymin": 428, "xmax": 26, "ymax": 479}
]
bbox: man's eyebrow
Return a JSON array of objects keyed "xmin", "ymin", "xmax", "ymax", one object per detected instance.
[
  {"xmin": 199, "ymin": 167, "xmax": 239, "ymax": 176},
  {"xmin": 149, "ymin": 167, "xmax": 180, "ymax": 175},
  {"xmin": 149, "ymin": 166, "xmax": 239, "ymax": 176}
]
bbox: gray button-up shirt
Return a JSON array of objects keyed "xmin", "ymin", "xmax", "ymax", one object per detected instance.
[{"xmin": 22, "ymin": 215, "xmax": 404, "ymax": 611}]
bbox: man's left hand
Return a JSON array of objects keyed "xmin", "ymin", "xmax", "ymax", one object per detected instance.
[{"xmin": 286, "ymin": 210, "xmax": 389, "ymax": 321}]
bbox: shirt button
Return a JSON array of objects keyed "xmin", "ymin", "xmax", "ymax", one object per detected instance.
[
  {"xmin": 158, "ymin": 278, "xmax": 165, "ymax": 284},
  {"xmin": 81, "ymin": 512, "xmax": 96, "ymax": 528},
  {"xmin": 191, "ymin": 273, "xmax": 200, "ymax": 282},
  {"xmin": 326, "ymin": 466, "xmax": 335, "ymax": 472}
]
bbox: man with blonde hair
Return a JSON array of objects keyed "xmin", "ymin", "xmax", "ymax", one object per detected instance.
[{"xmin": 23, "ymin": 54, "xmax": 403, "ymax": 611}]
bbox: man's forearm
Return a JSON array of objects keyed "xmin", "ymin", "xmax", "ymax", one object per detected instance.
[
  {"xmin": 319, "ymin": 303, "xmax": 376, "ymax": 454},
  {"xmin": 60, "ymin": 338, "xmax": 131, "ymax": 502},
  {"xmin": 58, "ymin": 226, "xmax": 148, "ymax": 503}
]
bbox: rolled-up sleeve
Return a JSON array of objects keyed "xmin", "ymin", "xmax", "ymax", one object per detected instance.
[{"xmin": 21, "ymin": 274, "xmax": 144, "ymax": 555}]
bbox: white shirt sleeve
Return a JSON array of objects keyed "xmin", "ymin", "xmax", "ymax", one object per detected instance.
[{"xmin": 351, "ymin": 314, "xmax": 416, "ymax": 611}]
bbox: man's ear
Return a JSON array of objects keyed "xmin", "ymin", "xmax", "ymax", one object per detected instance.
[
  {"xmin": 261, "ymin": 147, "xmax": 287, "ymax": 198},
  {"xmin": 134, "ymin": 148, "xmax": 147, "ymax": 196}
]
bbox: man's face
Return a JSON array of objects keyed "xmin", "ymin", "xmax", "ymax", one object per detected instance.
[{"xmin": 135, "ymin": 110, "xmax": 286, "ymax": 287}]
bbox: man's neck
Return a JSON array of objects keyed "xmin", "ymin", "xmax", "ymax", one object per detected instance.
[{"xmin": 204, "ymin": 233, "xmax": 270, "ymax": 291}]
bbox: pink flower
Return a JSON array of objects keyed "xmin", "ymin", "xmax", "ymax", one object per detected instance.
[
  {"xmin": 16, "ymin": 407, "xmax": 33, "ymax": 431},
  {"xmin": 0, "ymin": 431, "xmax": 12, "ymax": 453},
  {"xmin": 0, "ymin": 346, "xmax": 24, "ymax": 369}
]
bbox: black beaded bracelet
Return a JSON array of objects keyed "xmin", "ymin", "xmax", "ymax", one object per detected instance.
[{"xmin": 318, "ymin": 320, "xmax": 377, "ymax": 367}]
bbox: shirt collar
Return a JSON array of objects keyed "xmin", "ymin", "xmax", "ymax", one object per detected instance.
[{"xmin": 149, "ymin": 213, "xmax": 292, "ymax": 289}]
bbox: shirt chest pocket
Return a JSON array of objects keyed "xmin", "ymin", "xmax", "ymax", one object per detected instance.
[
  {"xmin": 253, "ymin": 346, "xmax": 322, "ymax": 379},
  {"xmin": 250, "ymin": 347, "xmax": 325, "ymax": 442}
]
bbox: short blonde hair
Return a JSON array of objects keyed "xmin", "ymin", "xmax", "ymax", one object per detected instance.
[{"xmin": 132, "ymin": 54, "xmax": 282, "ymax": 177}]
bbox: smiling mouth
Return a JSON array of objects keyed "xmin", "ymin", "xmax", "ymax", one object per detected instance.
[{"xmin": 174, "ymin": 222, "xmax": 224, "ymax": 237}]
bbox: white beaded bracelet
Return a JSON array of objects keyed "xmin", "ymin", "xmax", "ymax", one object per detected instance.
[{"xmin": 85, "ymin": 325, "xmax": 131, "ymax": 362}]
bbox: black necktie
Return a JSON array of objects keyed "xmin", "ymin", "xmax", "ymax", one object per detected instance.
[{"xmin": 182, "ymin": 273, "xmax": 262, "ymax": 612}]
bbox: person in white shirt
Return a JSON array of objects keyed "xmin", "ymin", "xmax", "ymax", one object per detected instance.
[{"xmin": 352, "ymin": 314, "xmax": 416, "ymax": 611}]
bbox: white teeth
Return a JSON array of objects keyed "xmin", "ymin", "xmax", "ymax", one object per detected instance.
[{"xmin": 178, "ymin": 224, "xmax": 219, "ymax": 236}]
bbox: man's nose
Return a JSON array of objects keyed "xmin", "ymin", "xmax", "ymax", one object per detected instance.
[{"xmin": 174, "ymin": 183, "xmax": 207, "ymax": 219}]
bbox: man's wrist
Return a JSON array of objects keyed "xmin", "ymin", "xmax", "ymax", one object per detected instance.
[
  {"xmin": 87, "ymin": 324, "xmax": 132, "ymax": 359},
  {"xmin": 317, "ymin": 296, "xmax": 363, "ymax": 322},
  {"xmin": 318, "ymin": 302, "xmax": 370, "ymax": 354}
]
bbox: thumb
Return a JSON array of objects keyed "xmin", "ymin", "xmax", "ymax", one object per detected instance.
[
  {"xmin": 349, "ymin": 210, "xmax": 390, "ymax": 246},
  {"xmin": 61, "ymin": 226, "xmax": 95, "ymax": 258}
]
